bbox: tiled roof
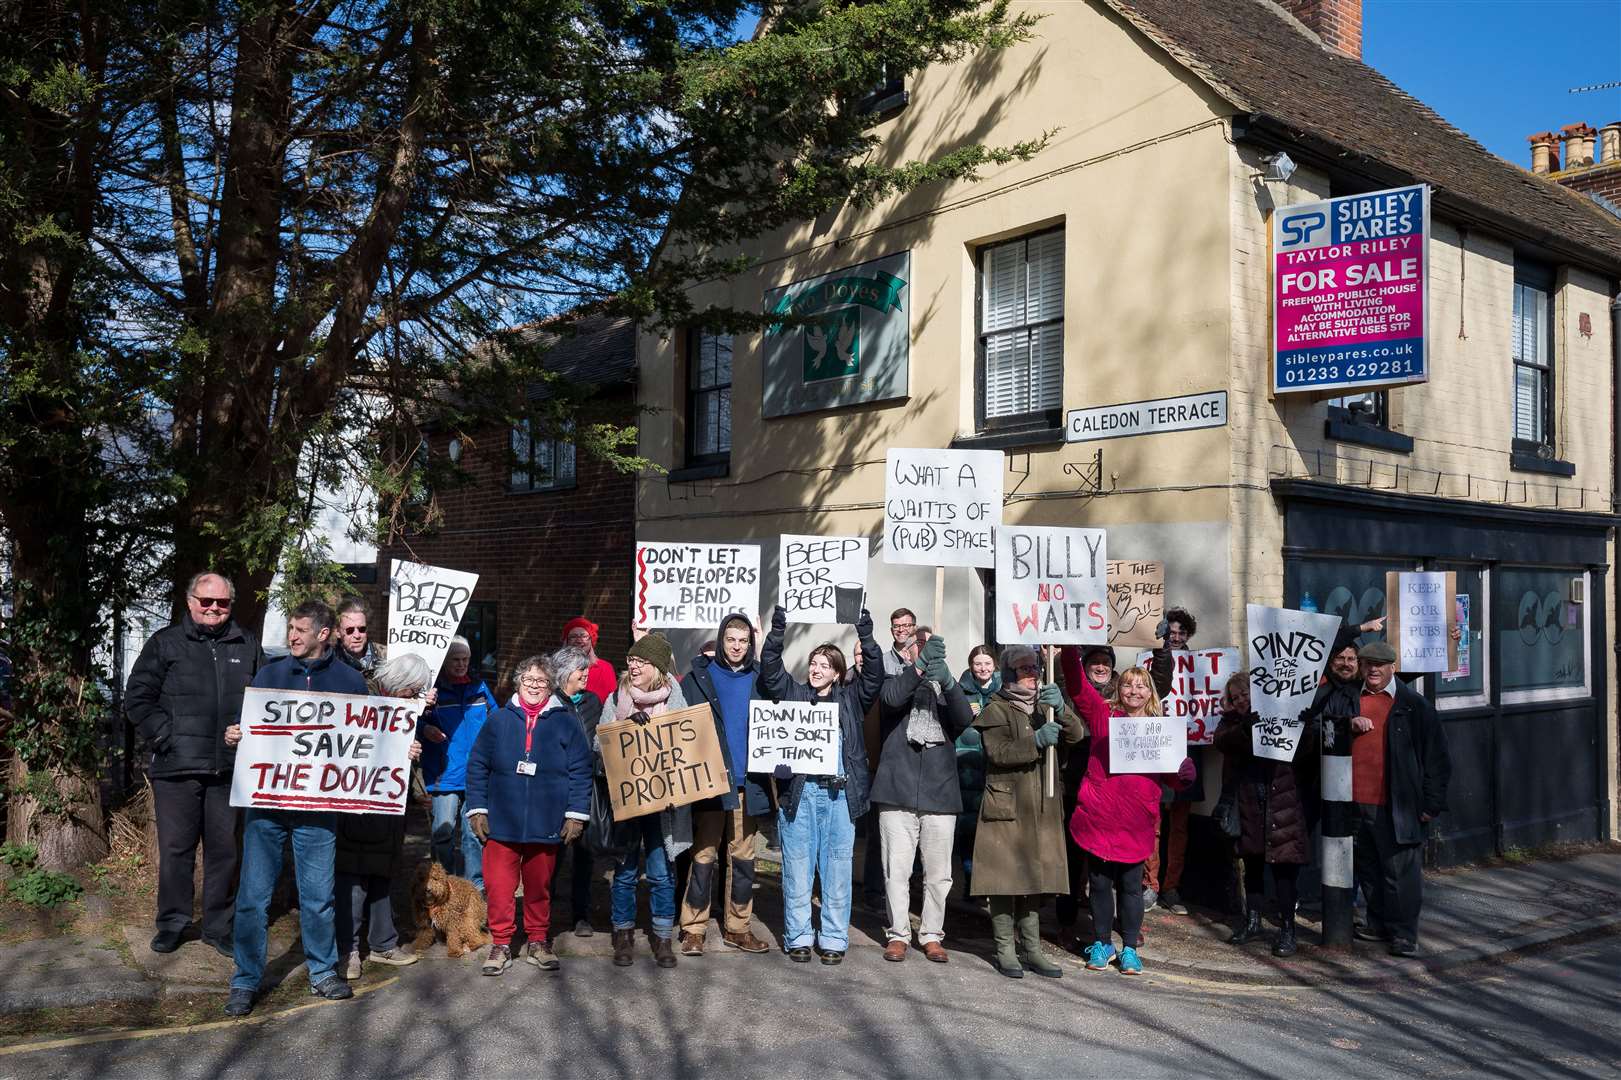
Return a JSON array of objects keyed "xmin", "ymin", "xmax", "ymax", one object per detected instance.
[
  {"xmin": 1102, "ymin": 0, "xmax": 1621, "ymax": 269},
  {"xmin": 525, "ymin": 315, "xmax": 637, "ymax": 388}
]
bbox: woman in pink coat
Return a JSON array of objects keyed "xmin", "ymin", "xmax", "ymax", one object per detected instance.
[{"xmin": 1059, "ymin": 652, "xmax": 1194, "ymax": 976}]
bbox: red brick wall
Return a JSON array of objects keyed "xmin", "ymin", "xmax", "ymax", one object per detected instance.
[
  {"xmin": 368, "ymin": 392, "xmax": 637, "ymax": 697},
  {"xmin": 1559, "ymin": 163, "xmax": 1621, "ymax": 205},
  {"xmin": 1279, "ymin": 0, "xmax": 1362, "ymax": 59}
]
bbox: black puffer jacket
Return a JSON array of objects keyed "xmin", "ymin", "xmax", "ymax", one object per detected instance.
[
  {"xmin": 1213, "ymin": 707, "xmax": 1318, "ymax": 864},
  {"xmin": 125, "ymin": 615, "xmax": 263, "ymax": 777}
]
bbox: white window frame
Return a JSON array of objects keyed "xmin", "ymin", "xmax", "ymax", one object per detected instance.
[
  {"xmin": 1501, "ymin": 569, "xmax": 1591, "ymax": 706},
  {"xmin": 976, "ymin": 226, "xmax": 1064, "ymax": 429},
  {"xmin": 1436, "ymin": 568, "xmax": 1491, "ymax": 712}
]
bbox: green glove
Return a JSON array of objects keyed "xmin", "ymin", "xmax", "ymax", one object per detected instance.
[
  {"xmin": 1036, "ymin": 683, "xmax": 1064, "ymax": 711},
  {"xmin": 1033, "ymin": 720, "xmax": 1062, "ymax": 749},
  {"xmin": 921, "ymin": 636, "xmax": 951, "ymax": 684}
]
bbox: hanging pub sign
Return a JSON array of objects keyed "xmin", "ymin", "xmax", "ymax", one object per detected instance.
[
  {"xmin": 1272, "ymin": 184, "xmax": 1429, "ymax": 396},
  {"xmin": 763, "ymin": 252, "xmax": 911, "ymax": 417}
]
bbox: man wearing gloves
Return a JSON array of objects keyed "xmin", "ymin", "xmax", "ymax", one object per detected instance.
[
  {"xmin": 969, "ymin": 645, "xmax": 1089, "ymax": 978},
  {"xmin": 869, "ymin": 634, "xmax": 974, "ymax": 963}
]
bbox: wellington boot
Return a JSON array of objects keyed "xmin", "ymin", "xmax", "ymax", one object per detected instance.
[
  {"xmin": 1016, "ymin": 907, "xmax": 1063, "ymax": 978},
  {"xmin": 989, "ymin": 897, "xmax": 1022, "ymax": 978}
]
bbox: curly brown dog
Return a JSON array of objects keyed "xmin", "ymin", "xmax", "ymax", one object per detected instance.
[{"xmin": 411, "ymin": 862, "xmax": 490, "ymax": 958}]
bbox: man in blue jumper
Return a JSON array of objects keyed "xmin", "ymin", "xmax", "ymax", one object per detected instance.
[
  {"xmin": 224, "ymin": 600, "xmax": 368, "ymax": 1017},
  {"xmin": 677, "ymin": 613, "xmax": 771, "ymax": 955}
]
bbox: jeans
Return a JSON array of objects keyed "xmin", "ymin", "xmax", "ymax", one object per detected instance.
[
  {"xmin": 231, "ymin": 809, "xmax": 338, "ymax": 992},
  {"xmin": 1088, "ymin": 855, "xmax": 1146, "ymax": 949},
  {"xmin": 430, "ymin": 791, "xmax": 485, "ymax": 891},
  {"xmin": 152, "ymin": 774, "xmax": 239, "ymax": 941},
  {"xmin": 878, "ymin": 806, "xmax": 954, "ymax": 944},
  {"xmin": 335, "ymin": 873, "xmax": 397, "ymax": 957},
  {"xmin": 611, "ymin": 816, "xmax": 675, "ymax": 939},
  {"xmin": 778, "ymin": 782, "xmax": 856, "ymax": 952}
]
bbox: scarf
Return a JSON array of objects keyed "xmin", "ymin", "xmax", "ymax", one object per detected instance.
[
  {"xmin": 999, "ymin": 682, "xmax": 1037, "ymax": 717},
  {"xmin": 518, "ymin": 697, "xmax": 545, "ymax": 723},
  {"xmin": 614, "ymin": 680, "xmax": 672, "ymax": 721},
  {"xmin": 906, "ymin": 679, "xmax": 946, "ymax": 748}
]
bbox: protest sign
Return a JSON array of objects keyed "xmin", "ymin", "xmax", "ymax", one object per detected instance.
[
  {"xmin": 779, "ymin": 535, "xmax": 869, "ymax": 624},
  {"xmin": 747, "ymin": 700, "xmax": 840, "ymax": 776},
  {"xmin": 1134, "ymin": 647, "xmax": 1241, "ymax": 745},
  {"xmin": 230, "ymin": 688, "xmax": 419, "ymax": 814},
  {"xmin": 1246, "ymin": 604, "xmax": 1341, "ymax": 762},
  {"xmin": 1108, "ymin": 561, "xmax": 1164, "ymax": 647},
  {"xmin": 387, "ymin": 560, "xmax": 478, "ymax": 677},
  {"xmin": 1385, "ymin": 571, "xmax": 1457, "ymax": 673},
  {"xmin": 995, "ymin": 526, "xmax": 1108, "ymax": 645},
  {"xmin": 1109, "ymin": 714, "xmax": 1187, "ymax": 774},
  {"xmin": 597, "ymin": 703, "xmax": 730, "ymax": 819},
  {"xmin": 883, "ymin": 448, "xmax": 1003, "ymax": 568},
  {"xmin": 634, "ymin": 542, "xmax": 761, "ymax": 630},
  {"xmin": 1273, "ymin": 183, "xmax": 1429, "ymax": 395}
]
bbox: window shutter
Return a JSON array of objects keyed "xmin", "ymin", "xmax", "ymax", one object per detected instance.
[{"xmin": 980, "ymin": 230, "xmax": 1064, "ymax": 420}]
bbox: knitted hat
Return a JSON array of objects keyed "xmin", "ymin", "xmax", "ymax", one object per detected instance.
[
  {"xmin": 627, "ymin": 632, "xmax": 676, "ymax": 674},
  {"xmin": 1358, "ymin": 639, "xmax": 1397, "ymax": 664},
  {"xmin": 1081, "ymin": 643, "xmax": 1116, "ymax": 668},
  {"xmin": 562, "ymin": 616, "xmax": 599, "ymax": 646}
]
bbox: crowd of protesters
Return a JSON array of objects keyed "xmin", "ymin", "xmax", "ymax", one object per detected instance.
[{"xmin": 125, "ymin": 573, "xmax": 1451, "ymax": 1015}]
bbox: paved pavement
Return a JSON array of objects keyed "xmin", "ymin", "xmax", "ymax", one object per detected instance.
[{"xmin": 1, "ymin": 848, "xmax": 1617, "ymax": 1078}]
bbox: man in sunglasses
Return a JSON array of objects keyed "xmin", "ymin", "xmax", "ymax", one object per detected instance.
[
  {"xmin": 335, "ymin": 596, "xmax": 382, "ymax": 676},
  {"xmin": 126, "ymin": 572, "xmax": 264, "ymax": 957}
]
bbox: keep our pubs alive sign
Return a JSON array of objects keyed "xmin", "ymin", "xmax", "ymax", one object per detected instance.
[{"xmin": 1272, "ymin": 184, "xmax": 1429, "ymax": 395}]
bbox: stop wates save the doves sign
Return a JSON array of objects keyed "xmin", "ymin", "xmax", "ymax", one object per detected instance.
[{"xmin": 230, "ymin": 688, "xmax": 419, "ymax": 814}]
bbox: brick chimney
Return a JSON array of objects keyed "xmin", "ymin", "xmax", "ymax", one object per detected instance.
[
  {"xmin": 1528, "ymin": 132, "xmax": 1559, "ymax": 174},
  {"xmin": 1279, "ymin": 0, "xmax": 1363, "ymax": 59},
  {"xmin": 1561, "ymin": 122, "xmax": 1598, "ymax": 169}
]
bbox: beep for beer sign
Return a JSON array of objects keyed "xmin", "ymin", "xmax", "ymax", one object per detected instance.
[{"xmin": 1272, "ymin": 184, "xmax": 1429, "ymax": 395}]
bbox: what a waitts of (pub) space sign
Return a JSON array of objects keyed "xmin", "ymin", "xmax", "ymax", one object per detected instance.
[
  {"xmin": 634, "ymin": 542, "xmax": 761, "ymax": 630},
  {"xmin": 230, "ymin": 688, "xmax": 418, "ymax": 815},
  {"xmin": 884, "ymin": 448, "xmax": 1003, "ymax": 569},
  {"xmin": 1273, "ymin": 183, "xmax": 1429, "ymax": 396},
  {"xmin": 387, "ymin": 560, "xmax": 478, "ymax": 678},
  {"xmin": 995, "ymin": 526, "xmax": 1108, "ymax": 645}
]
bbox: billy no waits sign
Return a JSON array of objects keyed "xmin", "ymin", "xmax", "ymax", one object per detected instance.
[{"xmin": 1066, "ymin": 390, "xmax": 1227, "ymax": 443}]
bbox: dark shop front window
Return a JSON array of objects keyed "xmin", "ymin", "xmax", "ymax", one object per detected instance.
[
  {"xmin": 1294, "ymin": 557, "xmax": 1412, "ymax": 636},
  {"xmin": 1495, "ymin": 568, "xmax": 1587, "ymax": 700}
]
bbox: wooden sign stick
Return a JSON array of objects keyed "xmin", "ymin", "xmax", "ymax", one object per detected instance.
[{"xmin": 1044, "ymin": 646, "xmax": 1057, "ymax": 799}]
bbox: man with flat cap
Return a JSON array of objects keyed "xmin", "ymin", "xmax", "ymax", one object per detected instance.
[{"xmin": 1349, "ymin": 639, "xmax": 1451, "ymax": 957}]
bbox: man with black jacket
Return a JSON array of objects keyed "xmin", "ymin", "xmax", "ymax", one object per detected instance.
[
  {"xmin": 676, "ymin": 614, "xmax": 771, "ymax": 955},
  {"xmin": 125, "ymin": 572, "xmax": 263, "ymax": 956},
  {"xmin": 1349, "ymin": 640, "xmax": 1451, "ymax": 957},
  {"xmin": 870, "ymin": 634, "xmax": 972, "ymax": 963}
]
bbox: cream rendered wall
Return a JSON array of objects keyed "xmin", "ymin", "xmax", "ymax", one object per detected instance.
[{"xmin": 637, "ymin": 1, "xmax": 1241, "ymax": 670}]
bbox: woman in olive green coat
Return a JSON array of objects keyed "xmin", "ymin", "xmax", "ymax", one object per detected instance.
[{"xmin": 970, "ymin": 645, "xmax": 1088, "ymax": 978}]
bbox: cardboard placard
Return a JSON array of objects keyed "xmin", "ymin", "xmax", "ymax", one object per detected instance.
[
  {"xmin": 1247, "ymin": 604, "xmax": 1342, "ymax": 762},
  {"xmin": 1384, "ymin": 571, "xmax": 1457, "ymax": 673},
  {"xmin": 230, "ymin": 688, "xmax": 419, "ymax": 815},
  {"xmin": 994, "ymin": 526, "xmax": 1109, "ymax": 645},
  {"xmin": 597, "ymin": 703, "xmax": 729, "ymax": 819},
  {"xmin": 1109, "ymin": 714, "xmax": 1187, "ymax": 774},
  {"xmin": 1135, "ymin": 647, "xmax": 1241, "ymax": 745},
  {"xmin": 779, "ymin": 535, "xmax": 869, "ymax": 624},
  {"xmin": 634, "ymin": 542, "xmax": 761, "ymax": 630},
  {"xmin": 1108, "ymin": 560, "xmax": 1165, "ymax": 647},
  {"xmin": 747, "ymin": 700, "xmax": 840, "ymax": 776},
  {"xmin": 386, "ymin": 560, "xmax": 479, "ymax": 677},
  {"xmin": 883, "ymin": 448, "xmax": 1003, "ymax": 568}
]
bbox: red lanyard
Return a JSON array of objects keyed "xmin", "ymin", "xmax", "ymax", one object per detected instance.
[{"xmin": 523, "ymin": 712, "xmax": 540, "ymax": 756}]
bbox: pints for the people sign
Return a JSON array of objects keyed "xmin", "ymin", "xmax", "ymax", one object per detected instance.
[{"xmin": 1272, "ymin": 184, "xmax": 1429, "ymax": 396}]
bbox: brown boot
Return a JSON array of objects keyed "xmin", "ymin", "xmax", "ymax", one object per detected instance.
[
  {"xmin": 721, "ymin": 930, "xmax": 770, "ymax": 954},
  {"xmin": 651, "ymin": 934, "xmax": 678, "ymax": 969},
  {"xmin": 612, "ymin": 929, "xmax": 635, "ymax": 967},
  {"xmin": 679, "ymin": 931, "xmax": 706, "ymax": 956}
]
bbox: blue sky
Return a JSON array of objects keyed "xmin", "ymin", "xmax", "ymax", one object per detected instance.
[{"xmin": 1364, "ymin": 0, "xmax": 1621, "ymax": 167}]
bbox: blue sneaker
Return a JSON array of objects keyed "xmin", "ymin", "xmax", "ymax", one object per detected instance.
[
  {"xmin": 1084, "ymin": 941, "xmax": 1116, "ymax": 971},
  {"xmin": 1118, "ymin": 946, "xmax": 1143, "ymax": 975}
]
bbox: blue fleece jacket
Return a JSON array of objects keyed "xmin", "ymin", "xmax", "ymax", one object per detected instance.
[{"xmin": 422, "ymin": 679, "xmax": 498, "ymax": 793}]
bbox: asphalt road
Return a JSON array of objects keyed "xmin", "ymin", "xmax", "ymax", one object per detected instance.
[{"xmin": 3, "ymin": 932, "xmax": 1618, "ymax": 1080}]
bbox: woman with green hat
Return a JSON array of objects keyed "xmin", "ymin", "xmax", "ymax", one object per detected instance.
[{"xmin": 597, "ymin": 632, "xmax": 691, "ymax": 969}]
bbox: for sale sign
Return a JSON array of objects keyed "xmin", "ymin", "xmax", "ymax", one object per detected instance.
[{"xmin": 1273, "ymin": 184, "xmax": 1429, "ymax": 395}]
